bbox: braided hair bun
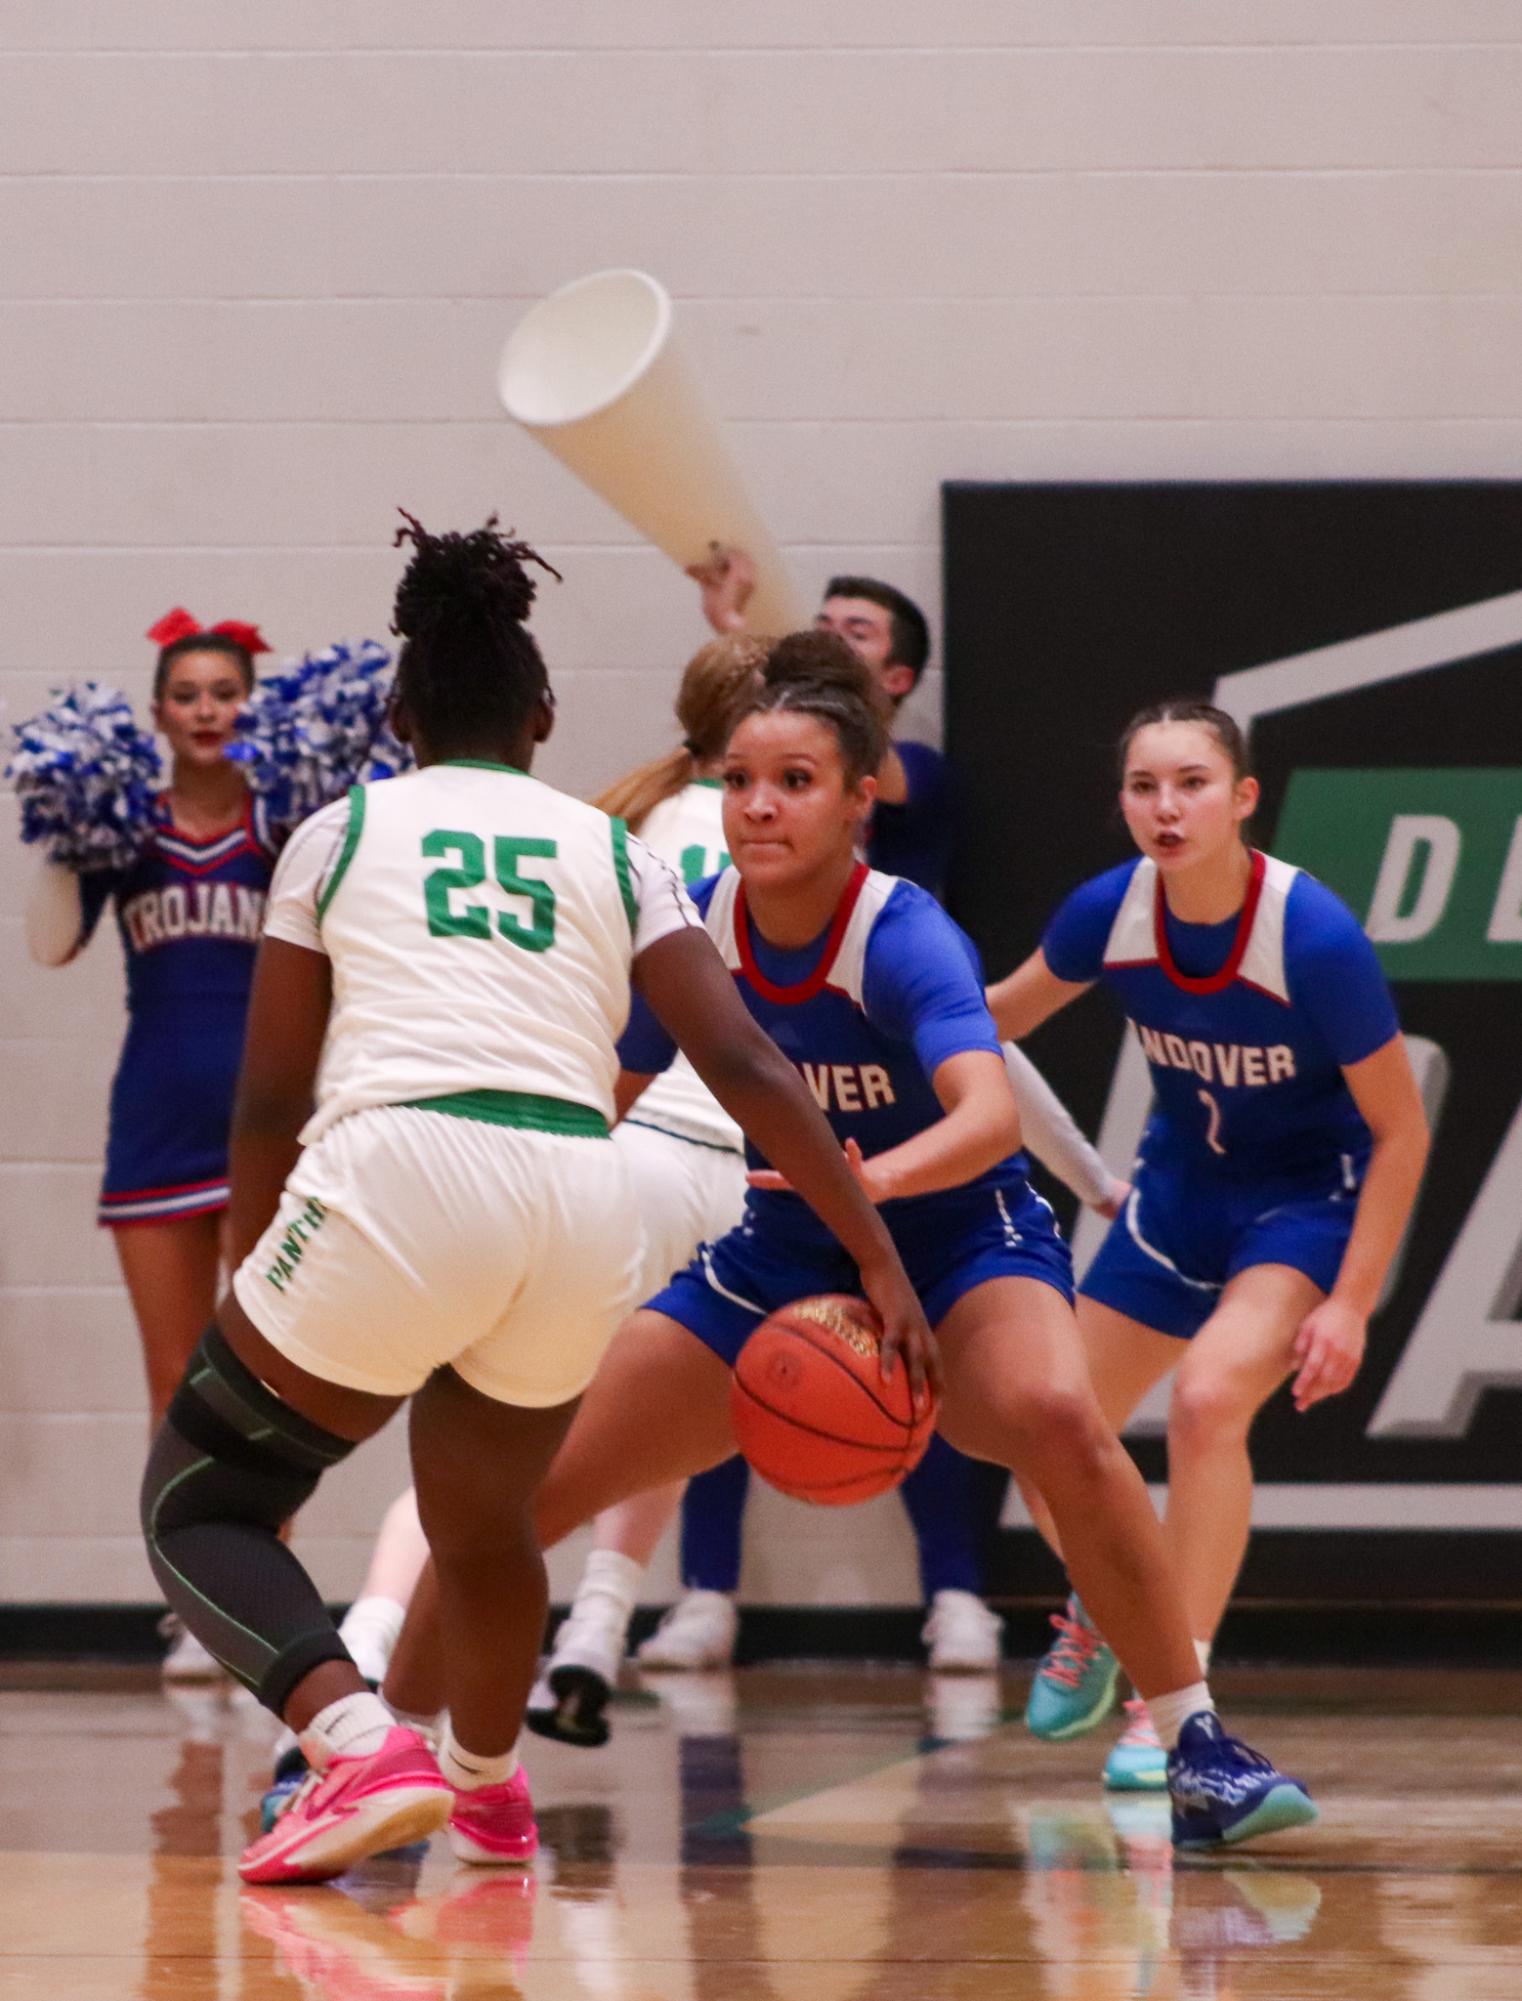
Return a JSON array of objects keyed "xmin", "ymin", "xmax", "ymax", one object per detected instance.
[
  {"xmin": 391, "ymin": 511, "xmax": 560, "ymax": 753},
  {"xmin": 740, "ymin": 629, "xmax": 891, "ymax": 783}
]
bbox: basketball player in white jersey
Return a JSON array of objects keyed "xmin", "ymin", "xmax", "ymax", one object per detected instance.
[{"xmin": 139, "ymin": 518, "xmax": 934, "ymax": 1887}]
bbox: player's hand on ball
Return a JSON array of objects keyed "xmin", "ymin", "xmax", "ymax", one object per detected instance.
[
  {"xmin": 858, "ymin": 1253, "xmax": 941, "ymax": 1410},
  {"xmin": 1290, "ymin": 1297, "xmax": 1366, "ymax": 1411}
]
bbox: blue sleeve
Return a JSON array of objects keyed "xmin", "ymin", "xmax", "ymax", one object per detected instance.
[
  {"xmin": 1285, "ymin": 875, "xmax": 1401, "ymax": 1066},
  {"xmin": 862, "ymin": 885, "xmax": 1001, "ymax": 1077},
  {"xmin": 865, "ymin": 742, "xmax": 954, "ymax": 898},
  {"xmin": 617, "ymin": 990, "xmax": 677, "ymax": 1075},
  {"xmin": 1040, "ymin": 865, "xmax": 1134, "ymax": 984},
  {"xmin": 617, "ymin": 870, "xmax": 721, "ymax": 1075},
  {"xmin": 78, "ymin": 870, "xmax": 118, "ymax": 946}
]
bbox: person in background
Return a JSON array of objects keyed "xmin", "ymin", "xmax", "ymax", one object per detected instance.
[
  {"xmin": 989, "ymin": 701, "xmax": 1428, "ymax": 1792},
  {"xmin": 25, "ymin": 613, "xmax": 274, "ymax": 1683}
]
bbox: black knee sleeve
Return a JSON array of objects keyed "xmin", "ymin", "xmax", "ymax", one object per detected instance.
[{"xmin": 141, "ymin": 1324, "xmax": 358, "ymax": 1713}]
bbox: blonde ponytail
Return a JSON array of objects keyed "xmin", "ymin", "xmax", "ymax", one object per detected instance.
[{"xmin": 594, "ymin": 634, "xmax": 768, "ymax": 833}]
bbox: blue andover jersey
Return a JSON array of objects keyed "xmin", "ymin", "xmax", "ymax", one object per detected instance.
[
  {"xmin": 620, "ymin": 861, "xmax": 1030, "ymax": 1252},
  {"xmin": 1043, "ymin": 850, "xmax": 1400, "ymax": 1182}
]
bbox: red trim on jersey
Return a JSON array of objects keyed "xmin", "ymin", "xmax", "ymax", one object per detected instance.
[
  {"xmin": 734, "ymin": 862, "xmax": 870, "ymax": 1005},
  {"xmin": 151, "ymin": 793, "xmax": 260, "ymax": 875},
  {"xmin": 101, "ymin": 1192, "xmax": 229, "ymax": 1229},
  {"xmin": 1153, "ymin": 849, "xmax": 1266, "ymax": 995}
]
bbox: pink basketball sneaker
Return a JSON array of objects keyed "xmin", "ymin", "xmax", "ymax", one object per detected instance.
[
  {"xmin": 448, "ymin": 1766, "xmax": 539, "ymax": 1866},
  {"xmin": 239, "ymin": 1726, "xmax": 453, "ymax": 1886}
]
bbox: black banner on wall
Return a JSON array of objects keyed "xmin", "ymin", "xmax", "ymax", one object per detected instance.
[{"xmin": 944, "ymin": 480, "xmax": 1522, "ymax": 1603}]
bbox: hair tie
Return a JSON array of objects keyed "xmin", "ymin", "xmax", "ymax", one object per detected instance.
[{"xmin": 146, "ymin": 607, "xmax": 271, "ymax": 655}]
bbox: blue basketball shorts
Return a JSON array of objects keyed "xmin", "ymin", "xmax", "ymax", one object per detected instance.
[
  {"xmin": 1079, "ymin": 1154, "xmax": 1363, "ymax": 1342},
  {"xmin": 645, "ymin": 1177, "xmax": 1074, "ymax": 1368}
]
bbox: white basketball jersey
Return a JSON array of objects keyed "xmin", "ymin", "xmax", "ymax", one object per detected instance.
[
  {"xmin": 625, "ymin": 780, "xmax": 743, "ymax": 1154},
  {"xmin": 267, "ymin": 762, "xmax": 689, "ymax": 1145}
]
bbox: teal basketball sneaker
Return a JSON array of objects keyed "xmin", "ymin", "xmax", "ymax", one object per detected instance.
[
  {"xmin": 1024, "ymin": 1596, "xmax": 1120, "ymax": 1740},
  {"xmin": 1102, "ymin": 1698, "xmax": 1168, "ymax": 1791}
]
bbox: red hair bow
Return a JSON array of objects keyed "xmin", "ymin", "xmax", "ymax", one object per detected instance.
[{"xmin": 146, "ymin": 607, "xmax": 271, "ymax": 655}]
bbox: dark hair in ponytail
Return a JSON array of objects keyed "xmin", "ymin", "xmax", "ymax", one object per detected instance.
[
  {"xmin": 1118, "ymin": 700, "xmax": 1253, "ymax": 783},
  {"xmin": 732, "ymin": 630, "xmax": 892, "ymax": 785},
  {"xmin": 391, "ymin": 511, "xmax": 560, "ymax": 749}
]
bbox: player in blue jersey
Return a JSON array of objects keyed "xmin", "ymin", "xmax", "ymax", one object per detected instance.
[
  {"xmin": 988, "ymin": 701, "xmax": 1430, "ymax": 1790},
  {"xmin": 25, "ymin": 612, "xmax": 274, "ymax": 1680},
  {"xmin": 382, "ymin": 638, "xmax": 1318, "ymax": 1850}
]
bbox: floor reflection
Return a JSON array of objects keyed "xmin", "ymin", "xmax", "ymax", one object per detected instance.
[{"xmin": 0, "ymin": 1662, "xmax": 1515, "ymax": 2000}]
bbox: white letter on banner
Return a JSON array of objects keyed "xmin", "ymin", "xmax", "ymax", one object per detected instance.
[
  {"xmin": 1369, "ymin": 1081, "xmax": 1522, "ymax": 1438},
  {"xmin": 1485, "ymin": 816, "xmax": 1522, "ymax": 944},
  {"xmin": 1366, "ymin": 815, "xmax": 1461, "ymax": 943}
]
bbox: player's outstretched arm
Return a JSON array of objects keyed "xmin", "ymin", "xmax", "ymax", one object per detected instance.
[
  {"xmin": 985, "ymin": 947, "xmax": 1091, "ymax": 1041},
  {"xmin": 1290, "ymin": 1034, "xmax": 1430, "ymax": 1412},
  {"xmin": 1002, "ymin": 1044, "xmax": 1127, "ymax": 1214},
  {"xmin": 748, "ymin": 1049, "xmax": 1020, "ymax": 1208},
  {"xmin": 633, "ymin": 925, "xmax": 939, "ymax": 1400},
  {"xmin": 225, "ymin": 936, "xmax": 332, "ymax": 1270}
]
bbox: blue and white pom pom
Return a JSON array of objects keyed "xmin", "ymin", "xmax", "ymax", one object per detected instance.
[
  {"xmin": 226, "ymin": 638, "xmax": 413, "ymax": 831},
  {"xmin": 6, "ymin": 684, "xmax": 162, "ymax": 873}
]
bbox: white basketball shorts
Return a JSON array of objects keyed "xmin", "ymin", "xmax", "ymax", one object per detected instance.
[
  {"xmin": 614, "ymin": 1119, "xmax": 748, "ymax": 1301},
  {"xmin": 233, "ymin": 1103, "xmax": 641, "ymax": 1407}
]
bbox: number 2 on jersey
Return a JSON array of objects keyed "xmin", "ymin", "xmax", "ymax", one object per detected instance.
[
  {"xmin": 421, "ymin": 830, "xmax": 557, "ymax": 952},
  {"xmin": 1198, "ymin": 1087, "xmax": 1227, "ymax": 1156}
]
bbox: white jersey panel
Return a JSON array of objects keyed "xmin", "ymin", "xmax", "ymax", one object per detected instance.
[
  {"xmin": 626, "ymin": 781, "xmax": 743, "ymax": 1155},
  {"xmin": 1102, "ymin": 858, "xmax": 1159, "ymax": 967},
  {"xmin": 297, "ymin": 763, "xmax": 646, "ymax": 1143},
  {"xmin": 637, "ymin": 781, "xmax": 731, "ymax": 885},
  {"xmin": 1237, "ymin": 854, "xmax": 1298, "ymax": 1004},
  {"xmin": 821, "ymin": 869, "xmax": 899, "ymax": 1007}
]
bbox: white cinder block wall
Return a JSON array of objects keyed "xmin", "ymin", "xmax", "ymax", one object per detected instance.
[{"xmin": 3, "ymin": 1, "xmax": 1519, "ymax": 1610}]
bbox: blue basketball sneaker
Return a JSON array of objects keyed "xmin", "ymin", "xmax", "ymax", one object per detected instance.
[
  {"xmin": 1024, "ymin": 1596, "xmax": 1120, "ymax": 1740},
  {"xmin": 259, "ymin": 1742, "xmax": 309, "ymax": 1835},
  {"xmin": 1102, "ymin": 1698, "xmax": 1167, "ymax": 1791},
  {"xmin": 1167, "ymin": 1711, "xmax": 1317, "ymax": 1848}
]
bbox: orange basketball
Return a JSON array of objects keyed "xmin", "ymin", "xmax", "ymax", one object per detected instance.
[{"xmin": 730, "ymin": 1294, "xmax": 940, "ymax": 1506}]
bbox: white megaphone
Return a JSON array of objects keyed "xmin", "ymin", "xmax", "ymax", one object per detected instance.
[{"xmin": 497, "ymin": 269, "xmax": 805, "ymax": 637}]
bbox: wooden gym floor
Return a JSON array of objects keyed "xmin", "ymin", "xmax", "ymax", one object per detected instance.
[{"xmin": 1, "ymin": 1660, "xmax": 1519, "ymax": 1999}]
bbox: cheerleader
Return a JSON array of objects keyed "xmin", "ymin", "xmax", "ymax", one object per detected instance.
[
  {"xmin": 23, "ymin": 613, "xmax": 273, "ymax": 1680},
  {"xmin": 988, "ymin": 701, "xmax": 1429, "ymax": 1790},
  {"xmin": 138, "ymin": 519, "xmax": 929, "ymax": 1885}
]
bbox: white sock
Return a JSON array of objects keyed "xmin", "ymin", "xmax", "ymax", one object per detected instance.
[
  {"xmin": 1194, "ymin": 1637, "xmax": 1212, "ymax": 1674},
  {"xmin": 1147, "ymin": 1682, "xmax": 1215, "ymax": 1748},
  {"xmin": 299, "ymin": 1690, "xmax": 395, "ymax": 1768},
  {"xmin": 388, "ymin": 1704, "xmax": 442, "ymax": 1748},
  {"xmin": 338, "ymin": 1595, "xmax": 406, "ymax": 1686},
  {"xmin": 439, "ymin": 1722, "xmax": 518, "ymax": 1793},
  {"xmin": 575, "ymin": 1549, "xmax": 643, "ymax": 1620}
]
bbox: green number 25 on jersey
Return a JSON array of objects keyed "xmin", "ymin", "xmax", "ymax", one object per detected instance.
[{"xmin": 421, "ymin": 829, "xmax": 557, "ymax": 953}]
